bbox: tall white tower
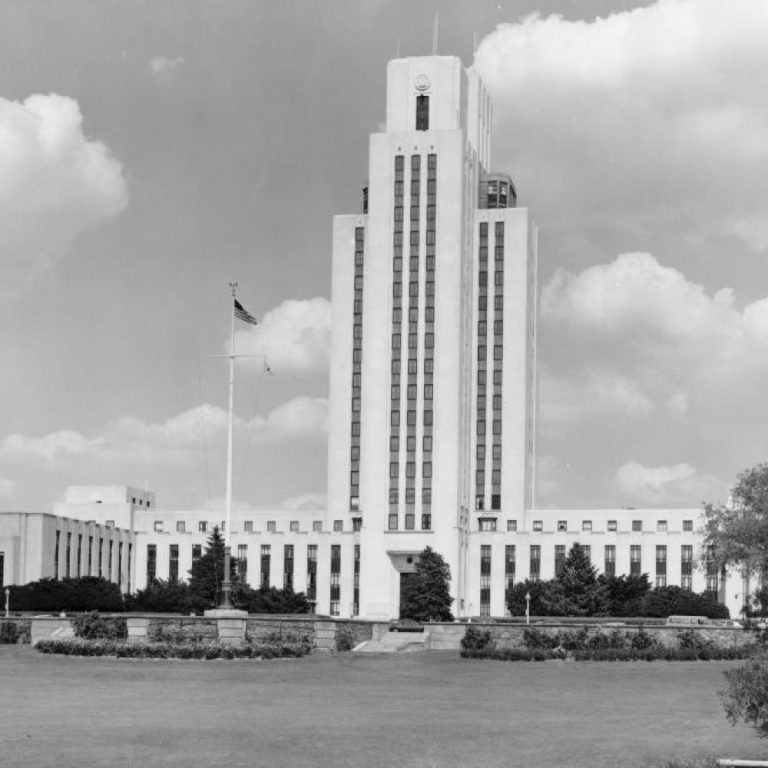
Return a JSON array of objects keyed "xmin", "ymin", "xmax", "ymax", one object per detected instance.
[{"xmin": 327, "ymin": 55, "xmax": 538, "ymax": 619}]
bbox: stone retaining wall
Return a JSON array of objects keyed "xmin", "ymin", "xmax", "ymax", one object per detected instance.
[{"xmin": 426, "ymin": 621, "xmax": 757, "ymax": 651}]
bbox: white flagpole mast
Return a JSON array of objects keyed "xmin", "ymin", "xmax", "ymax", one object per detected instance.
[{"xmin": 219, "ymin": 281, "xmax": 238, "ymax": 609}]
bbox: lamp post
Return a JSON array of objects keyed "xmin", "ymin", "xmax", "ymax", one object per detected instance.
[
  {"xmin": 525, "ymin": 591, "xmax": 531, "ymax": 625},
  {"xmin": 4, "ymin": 587, "xmax": 10, "ymax": 618}
]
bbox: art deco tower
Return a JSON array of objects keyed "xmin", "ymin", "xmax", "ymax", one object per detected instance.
[{"xmin": 327, "ymin": 56, "xmax": 538, "ymax": 618}]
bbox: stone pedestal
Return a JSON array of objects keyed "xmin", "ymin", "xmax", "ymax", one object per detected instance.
[
  {"xmin": 127, "ymin": 617, "xmax": 149, "ymax": 644},
  {"xmin": 204, "ymin": 608, "xmax": 248, "ymax": 645}
]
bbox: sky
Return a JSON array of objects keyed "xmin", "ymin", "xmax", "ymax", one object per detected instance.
[{"xmin": 1, "ymin": 0, "xmax": 766, "ymax": 513}]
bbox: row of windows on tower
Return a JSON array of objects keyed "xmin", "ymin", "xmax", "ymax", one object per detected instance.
[
  {"xmin": 349, "ymin": 227, "xmax": 365, "ymax": 510},
  {"xmin": 386, "ymin": 153, "xmax": 437, "ymax": 530}
]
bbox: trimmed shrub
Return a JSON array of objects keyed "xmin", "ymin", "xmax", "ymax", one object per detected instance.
[
  {"xmin": 0, "ymin": 622, "xmax": 19, "ymax": 644},
  {"xmin": 8, "ymin": 577, "xmax": 124, "ymax": 612},
  {"xmin": 72, "ymin": 611, "xmax": 127, "ymax": 641},
  {"xmin": 522, "ymin": 627, "xmax": 559, "ymax": 649},
  {"xmin": 719, "ymin": 651, "xmax": 768, "ymax": 733},
  {"xmin": 461, "ymin": 626, "xmax": 494, "ymax": 651},
  {"xmin": 335, "ymin": 624, "xmax": 357, "ymax": 652}
]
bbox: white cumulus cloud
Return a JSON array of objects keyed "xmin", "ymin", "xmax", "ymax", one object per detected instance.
[
  {"xmin": 615, "ymin": 460, "xmax": 727, "ymax": 506},
  {"xmin": 150, "ymin": 56, "xmax": 186, "ymax": 75},
  {"xmin": 0, "ymin": 93, "xmax": 128, "ymax": 296},
  {"xmin": 475, "ymin": 0, "xmax": 768, "ymax": 255},
  {"xmin": 233, "ymin": 297, "xmax": 331, "ymax": 374},
  {"xmin": 280, "ymin": 493, "xmax": 327, "ymax": 511},
  {"xmin": 0, "ymin": 430, "xmax": 104, "ymax": 461}
]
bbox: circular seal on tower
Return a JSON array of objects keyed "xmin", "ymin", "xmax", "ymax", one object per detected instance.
[{"xmin": 414, "ymin": 74, "xmax": 431, "ymax": 92}]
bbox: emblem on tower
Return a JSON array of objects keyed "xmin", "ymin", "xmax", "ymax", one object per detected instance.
[{"xmin": 414, "ymin": 74, "xmax": 431, "ymax": 91}]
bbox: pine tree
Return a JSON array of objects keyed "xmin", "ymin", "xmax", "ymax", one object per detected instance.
[
  {"xmin": 400, "ymin": 546, "xmax": 454, "ymax": 622},
  {"xmin": 188, "ymin": 527, "xmax": 241, "ymax": 610},
  {"xmin": 557, "ymin": 542, "xmax": 609, "ymax": 615}
]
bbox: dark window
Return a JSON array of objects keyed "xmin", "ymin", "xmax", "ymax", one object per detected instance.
[{"xmin": 416, "ymin": 95, "xmax": 429, "ymax": 130}]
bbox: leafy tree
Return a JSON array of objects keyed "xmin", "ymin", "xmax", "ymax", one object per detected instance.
[
  {"xmin": 187, "ymin": 527, "xmax": 243, "ymax": 611},
  {"xmin": 557, "ymin": 543, "xmax": 610, "ymax": 615},
  {"xmin": 10, "ymin": 577, "xmax": 124, "ymax": 612},
  {"xmin": 506, "ymin": 578, "xmax": 567, "ymax": 617},
  {"xmin": 400, "ymin": 546, "xmax": 454, "ymax": 622},
  {"xmin": 598, "ymin": 573, "xmax": 651, "ymax": 616},
  {"xmin": 720, "ymin": 652, "xmax": 768, "ymax": 733},
  {"xmin": 242, "ymin": 587, "xmax": 311, "ymax": 614},
  {"xmin": 639, "ymin": 585, "xmax": 729, "ymax": 619},
  {"xmin": 704, "ymin": 463, "xmax": 768, "ymax": 586},
  {"xmin": 124, "ymin": 579, "xmax": 193, "ymax": 613}
]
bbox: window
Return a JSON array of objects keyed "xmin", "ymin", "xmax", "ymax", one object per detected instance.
[
  {"xmin": 681, "ymin": 545, "xmax": 693, "ymax": 590},
  {"xmin": 657, "ymin": 520, "xmax": 668, "ymax": 533},
  {"xmin": 169, "ymin": 544, "xmax": 179, "ymax": 582},
  {"xmin": 192, "ymin": 544, "xmax": 202, "ymax": 563},
  {"xmin": 557, "ymin": 521, "xmax": 567, "ymax": 532},
  {"xmin": 683, "ymin": 519, "xmax": 693, "ymax": 532},
  {"xmin": 479, "ymin": 518, "xmax": 497, "ymax": 532},
  {"xmin": 154, "ymin": 521, "xmax": 163, "ymax": 533},
  {"xmin": 312, "ymin": 521, "xmax": 323, "ymax": 533},
  {"xmin": 507, "ymin": 520, "xmax": 517, "ymax": 532},
  {"xmin": 421, "ymin": 514, "xmax": 431, "ymax": 531},
  {"xmin": 607, "ymin": 520, "xmax": 617, "ymax": 532},
  {"xmin": 630, "ymin": 545, "xmax": 642, "ymax": 577},
  {"xmin": 267, "ymin": 521, "xmax": 276, "ymax": 533},
  {"xmin": 306, "ymin": 545, "xmax": 318, "ymax": 602},
  {"xmin": 284, "ymin": 544, "xmax": 294, "ymax": 591},
  {"xmin": 604, "ymin": 545, "xmax": 616, "ymax": 577},
  {"xmin": 582, "ymin": 520, "xmax": 592, "ymax": 532},
  {"xmin": 555, "ymin": 545, "xmax": 566, "ymax": 576},
  {"xmin": 532, "ymin": 520, "xmax": 543, "ymax": 532},
  {"xmin": 530, "ymin": 545, "xmax": 541, "ymax": 579},
  {"xmin": 176, "ymin": 521, "xmax": 185, "ymax": 533},
  {"xmin": 260, "ymin": 545, "xmax": 271, "ymax": 589},
  {"xmin": 244, "ymin": 520, "xmax": 253, "ymax": 533},
  {"xmin": 632, "ymin": 520, "xmax": 642, "ymax": 532},
  {"xmin": 655, "ymin": 545, "xmax": 667, "ymax": 587},
  {"xmin": 290, "ymin": 521, "xmax": 300, "ymax": 533},
  {"xmin": 388, "ymin": 514, "xmax": 398, "ymax": 530},
  {"xmin": 146, "ymin": 544, "xmax": 157, "ymax": 584},
  {"xmin": 198, "ymin": 521, "xmax": 208, "ymax": 533}
]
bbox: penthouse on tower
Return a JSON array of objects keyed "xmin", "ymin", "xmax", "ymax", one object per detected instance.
[{"xmin": 327, "ymin": 55, "xmax": 538, "ymax": 618}]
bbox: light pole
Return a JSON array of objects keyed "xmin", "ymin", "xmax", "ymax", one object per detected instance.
[{"xmin": 525, "ymin": 591, "xmax": 531, "ymax": 625}]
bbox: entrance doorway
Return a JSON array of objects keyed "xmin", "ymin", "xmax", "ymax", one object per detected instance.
[{"xmin": 399, "ymin": 572, "xmax": 416, "ymax": 618}]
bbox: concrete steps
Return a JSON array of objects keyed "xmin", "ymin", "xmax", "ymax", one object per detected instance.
[{"xmin": 354, "ymin": 631, "xmax": 429, "ymax": 653}]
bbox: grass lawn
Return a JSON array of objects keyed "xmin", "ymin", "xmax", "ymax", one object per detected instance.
[{"xmin": 0, "ymin": 647, "xmax": 765, "ymax": 768}]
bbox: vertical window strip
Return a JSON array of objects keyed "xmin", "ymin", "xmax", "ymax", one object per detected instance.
[
  {"xmin": 350, "ymin": 226, "xmax": 365, "ymax": 512},
  {"xmin": 404, "ymin": 153, "xmax": 420, "ymax": 533},
  {"xmin": 389, "ymin": 156, "xmax": 405, "ymax": 529},
  {"xmin": 491, "ymin": 221, "xmax": 504, "ymax": 510},
  {"xmin": 421, "ymin": 154, "xmax": 436, "ymax": 530},
  {"xmin": 476, "ymin": 222, "xmax": 489, "ymax": 512},
  {"xmin": 353, "ymin": 544, "xmax": 360, "ymax": 616},
  {"xmin": 480, "ymin": 545, "xmax": 492, "ymax": 616}
]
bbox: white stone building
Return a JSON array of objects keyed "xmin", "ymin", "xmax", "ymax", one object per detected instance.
[{"xmin": 0, "ymin": 55, "xmax": 748, "ymax": 619}]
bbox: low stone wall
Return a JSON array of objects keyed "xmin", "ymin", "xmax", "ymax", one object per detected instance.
[
  {"xmin": 334, "ymin": 619, "xmax": 374, "ymax": 647},
  {"xmin": 426, "ymin": 621, "xmax": 757, "ymax": 651}
]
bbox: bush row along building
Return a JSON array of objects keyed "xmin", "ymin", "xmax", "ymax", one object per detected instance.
[{"xmin": 0, "ymin": 55, "xmax": 748, "ymax": 619}]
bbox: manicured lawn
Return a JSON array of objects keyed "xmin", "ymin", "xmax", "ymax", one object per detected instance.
[{"xmin": 0, "ymin": 647, "xmax": 765, "ymax": 767}]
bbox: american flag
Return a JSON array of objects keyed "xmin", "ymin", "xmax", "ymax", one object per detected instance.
[{"xmin": 234, "ymin": 299, "xmax": 258, "ymax": 325}]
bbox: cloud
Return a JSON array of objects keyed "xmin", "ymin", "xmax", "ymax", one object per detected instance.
[
  {"xmin": 614, "ymin": 460, "xmax": 727, "ymax": 507},
  {"xmin": 280, "ymin": 493, "xmax": 327, "ymax": 511},
  {"xmin": 233, "ymin": 298, "xmax": 331, "ymax": 374},
  {"xmin": 541, "ymin": 252, "xmax": 768, "ymax": 393},
  {"xmin": 0, "ymin": 94, "xmax": 128, "ymax": 296},
  {"xmin": 150, "ymin": 56, "xmax": 186, "ymax": 75},
  {"xmin": 474, "ymin": 0, "xmax": 768, "ymax": 254},
  {"xmin": 0, "ymin": 430, "xmax": 104, "ymax": 461},
  {"xmin": 0, "ymin": 477, "xmax": 14, "ymax": 497}
]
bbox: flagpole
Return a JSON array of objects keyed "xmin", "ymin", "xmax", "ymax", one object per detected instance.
[{"xmin": 219, "ymin": 281, "xmax": 237, "ymax": 609}]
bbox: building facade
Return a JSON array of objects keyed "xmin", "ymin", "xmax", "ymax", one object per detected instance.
[{"xmin": 0, "ymin": 55, "xmax": 749, "ymax": 619}]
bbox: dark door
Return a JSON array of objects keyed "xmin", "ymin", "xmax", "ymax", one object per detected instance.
[{"xmin": 399, "ymin": 572, "xmax": 415, "ymax": 618}]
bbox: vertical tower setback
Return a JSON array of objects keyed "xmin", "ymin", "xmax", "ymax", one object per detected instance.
[{"xmin": 327, "ymin": 55, "xmax": 538, "ymax": 619}]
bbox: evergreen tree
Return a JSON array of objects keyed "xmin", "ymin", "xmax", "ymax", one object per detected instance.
[
  {"xmin": 557, "ymin": 542, "xmax": 609, "ymax": 615},
  {"xmin": 188, "ymin": 527, "xmax": 242, "ymax": 610},
  {"xmin": 400, "ymin": 546, "xmax": 454, "ymax": 622}
]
